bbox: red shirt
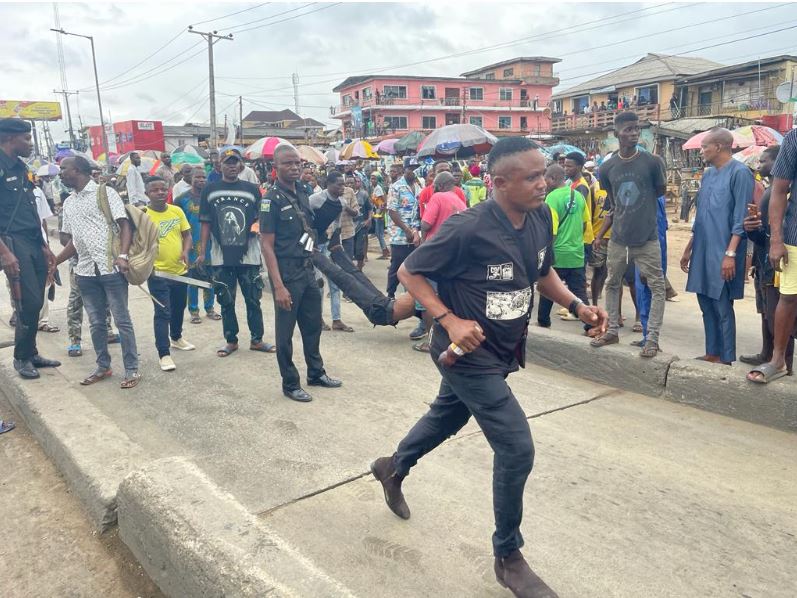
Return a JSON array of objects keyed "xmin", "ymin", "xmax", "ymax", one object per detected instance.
[
  {"xmin": 422, "ymin": 191, "xmax": 467, "ymax": 239},
  {"xmin": 418, "ymin": 184, "xmax": 466, "ymax": 219}
]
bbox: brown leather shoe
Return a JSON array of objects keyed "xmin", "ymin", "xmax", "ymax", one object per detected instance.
[
  {"xmin": 494, "ymin": 551, "xmax": 558, "ymax": 598},
  {"xmin": 370, "ymin": 456, "xmax": 410, "ymax": 520}
]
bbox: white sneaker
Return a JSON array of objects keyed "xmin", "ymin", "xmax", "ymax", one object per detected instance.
[
  {"xmin": 170, "ymin": 337, "xmax": 196, "ymax": 351},
  {"xmin": 159, "ymin": 355, "xmax": 176, "ymax": 371}
]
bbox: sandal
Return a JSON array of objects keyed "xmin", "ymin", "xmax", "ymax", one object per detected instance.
[
  {"xmin": 747, "ymin": 362, "xmax": 789, "ymax": 384},
  {"xmin": 190, "ymin": 312, "xmax": 202, "ymax": 324},
  {"xmin": 206, "ymin": 310, "xmax": 222, "ymax": 321},
  {"xmin": 632, "ymin": 321, "xmax": 643, "ymax": 333},
  {"xmin": 590, "ymin": 333, "xmax": 619, "ymax": 348},
  {"xmin": 38, "ymin": 323, "xmax": 60, "ymax": 333},
  {"xmin": 0, "ymin": 419, "xmax": 15, "ymax": 434},
  {"xmin": 217, "ymin": 343, "xmax": 238, "ymax": 357},
  {"xmin": 250, "ymin": 341, "xmax": 276, "ymax": 353},
  {"xmin": 67, "ymin": 344, "xmax": 83, "ymax": 357},
  {"xmin": 120, "ymin": 372, "xmax": 142, "ymax": 389},
  {"xmin": 332, "ymin": 321, "xmax": 354, "ymax": 332},
  {"xmin": 412, "ymin": 341, "xmax": 430, "ymax": 353},
  {"xmin": 639, "ymin": 340, "xmax": 659, "ymax": 358},
  {"xmin": 80, "ymin": 369, "xmax": 113, "ymax": 386}
]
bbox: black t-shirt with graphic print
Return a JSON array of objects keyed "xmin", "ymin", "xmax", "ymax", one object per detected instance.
[
  {"xmin": 403, "ymin": 199, "xmax": 554, "ymax": 375},
  {"xmin": 599, "ymin": 151, "xmax": 666, "ymax": 247},
  {"xmin": 199, "ymin": 179, "xmax": 261, "ymax": 266}
]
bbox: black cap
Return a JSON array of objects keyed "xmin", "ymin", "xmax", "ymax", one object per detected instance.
[
  {"xmin": 220, "ymin": 147, "xmax": 242, "ymax": 163},
  {"xmin": 0, "ymin": 118, "xmax": 32, "ymax": 134}
]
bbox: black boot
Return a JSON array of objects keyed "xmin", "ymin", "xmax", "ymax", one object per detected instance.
[
  {"xmin": 370, "ymin": 455, "xmax": 410, "ymax": 520},
  {"xmin": 494, "ymin": 550, "xmax": 558, "ymax": 598}
]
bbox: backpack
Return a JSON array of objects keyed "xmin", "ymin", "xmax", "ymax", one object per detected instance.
[{"xmin": 97, "ymin": 184, "xmax": 159, "ymax": 286}]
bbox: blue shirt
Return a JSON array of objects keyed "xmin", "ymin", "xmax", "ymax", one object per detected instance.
[
  {"xmin": 686, "ymin": 159, "xmax": 752, "ymax": 300},
  {"xmin": 174, "ymin": 189, "xmax": 210, "ymax": 260},
  {"xmin": 771, "ymin": 128, "xmax": 797, "ymax": 246}
]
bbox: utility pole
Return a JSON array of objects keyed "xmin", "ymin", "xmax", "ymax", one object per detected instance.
[
  {"xmin": 188, "ymin": 27, "xmax": 233, "ymax": 149},
  {"xmin": 239, "ymin": 95, "xmax": 244, "ymax": 146},
  {"xmin": 292, "ymin": 72, "xmax": 300, "ymax": 115},
  {"xmin": 53, "ymin": 89, "xmax": 78, "ymax": 147}
]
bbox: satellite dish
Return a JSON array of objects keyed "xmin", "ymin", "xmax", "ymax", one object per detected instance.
[{"xmin": 776, "ymin": 81, "xmax": 797, "ymax": 103}]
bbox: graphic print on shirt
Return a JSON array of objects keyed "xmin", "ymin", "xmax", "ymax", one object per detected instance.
[
  {"xmin": 485, "ymin": 287, "xmax": 532, "ymax": 320},
  {"xmin": 487, "ymin": 262, "xmax": 514, "ymax": 281},
  {"xmin": 157, "ymin": 217, "xmax": 181, "ymax": 240},
  {"xmin": 220, "ymin": 205, "xmax": 246, "ymax": 246},
  {"xmin": 537, "ymin": 247, "xmax": 547, "ymax": 269}
]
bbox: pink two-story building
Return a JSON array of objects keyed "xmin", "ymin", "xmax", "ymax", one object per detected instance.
[{"xmin": 331, "ymin": 57, "xmax": 561, "ymax": 138}]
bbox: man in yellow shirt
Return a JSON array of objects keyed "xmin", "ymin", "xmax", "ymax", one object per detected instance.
[{"xmin": 145, "ymin": 176, "xmax": 195, "ymax": 371}]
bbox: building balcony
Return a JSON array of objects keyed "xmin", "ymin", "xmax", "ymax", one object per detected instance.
[
  {"xmin": 673, "ymin": 96, "xmax": 782, "ymax": 120},
  {"xmin": 331, "ymin": 97, "xmax": 549, "ymax": 117},
  {"xmin": 551, "ymin": 104, "xmax": 661, "ymax": 133}
]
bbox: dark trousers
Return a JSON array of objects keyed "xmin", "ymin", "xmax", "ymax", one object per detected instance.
[
  {"xmin": 3, "ymin": 234, "xmax": 46, "ymax": 361},
  {"xmin": 342, "ymin": 236, "xmax": 355, "ymax": 261},
  {"xmin": 697, "ymin": 286, "xmax": 736, "ymax": 363},
  {"xmin": 272, "ymin": 265, "xmax": 325, "ymax": 391},
  {"xmin": 147, "ymin": 275, "xmax": 187, "ymax": 358},
  {"xmin": 213, "ymin": 265, "xmax": 264, "ymax": 345},
  {"xmin": 386, "ymin": 244, "xmax": 414, "ymax": 298},
  {"xmin": 394, "ymin": 366, "xmax": 534, "ymax": 557},
  {"xmin": 311, "ymin": 248, "xmax": 394, "ymax": 325},
  {"xmin": 537, "ymin": 266, "xmax": 588, "ymax": 327}
]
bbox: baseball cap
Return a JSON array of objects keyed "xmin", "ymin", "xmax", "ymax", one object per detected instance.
[{"xmin": 220, "ymin": 147, "xmax": 242, "ymax": 163}]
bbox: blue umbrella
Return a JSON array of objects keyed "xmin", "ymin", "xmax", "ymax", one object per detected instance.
[{"xmin": 541, "ymin": 144, "xmax": 586, "ymax": 158}]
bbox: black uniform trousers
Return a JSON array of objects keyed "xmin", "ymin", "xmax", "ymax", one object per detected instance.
[
  {"xmin": 3, "ymin": 234, "xmax": 46, "ymax": 361},
  {"xmin": 272, "ymin": 260, "xmax": 325, "ymax": 391}
]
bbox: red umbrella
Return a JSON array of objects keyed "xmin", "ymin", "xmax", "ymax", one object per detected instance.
[
  {"xmin": 682, "ymin": 125, "xmax": 783, "ymax": 150},
  {"xmin": 244, "ymin": 136, "xmax": 291, "ymax": 159}
]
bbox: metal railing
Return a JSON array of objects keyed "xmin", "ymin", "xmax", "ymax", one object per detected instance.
[{"xmin": 551, "ymin": 104, "xmax": 660, "ymax": 132}]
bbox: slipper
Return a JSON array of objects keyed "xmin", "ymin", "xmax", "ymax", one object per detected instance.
[
  {"xmin": 590, "ymin": 333, "xmax": 619, "ymax": 348},
  {"xmin": 666, "ymin": 296, "xmax": 681, "ymax": 302},
  {"xmin": 639, "ymin": 340, "xmax": 659, "ymax": 358},
  {"xmin": 38, "ymin": 323, "xmax": 60, "ymax": 333},
  {"xmin": 0, "ymin": 419, "xmax": 15, "ymax": 434},
  {"xmin": 739, "ymin": 353, "xmax": 767, "ymax": 366},
  {"xmin": 120, "ymin": 372, "xmax": 142, "ymax": 389},
  {"xmin": 412, "ymin": 341, "xmax": 430, "ymax": 353},
  {"xmin": 250, "ymin": 342, "xmax": 276, "ymax": 353},
  {"xmin": 632, "ymin": 321, "xmax": 643, "ymax": 333},
  {"xmin": 206, "ymin": 310, "xmax": 222, "ymax": 321},
  {"xmin": 217, "ymin": 343, "xmax": 238, "ymax": 357},
  {"xmin": 80, "ymin": 369, "xmax": 113, "ymax": 386},
  {"xmin": 190, "ymin": 312, "xmax": 202, "ymax": 324},
  {"xmin": 332, "ymin": 322, "xmax": 354, "ymax": 332},
  {"xmin": 67, "ymin": 344, "xmax": 83, "ymax": 357},
  {"xmin": 559, "ymin": 313, "xmax": 579, "ymax": 321},
  {"xmin": 747, "ymin": 362, "xmax": 789, "ymax": 384},
  {"xmin": 695, "ymin": 355, "xmax": 720, "ymax": 363}
]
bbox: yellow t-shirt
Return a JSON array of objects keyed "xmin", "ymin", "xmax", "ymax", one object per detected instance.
[
  {"xmin": 147, "ymin": 204, "xmax": 191, "ymax": 275},
  {"xmin": 570, "ymin": 177, "xmax": 594, "ymax": 244}
]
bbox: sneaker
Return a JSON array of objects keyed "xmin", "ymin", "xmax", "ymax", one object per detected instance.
[
  {"xmin": 409, "ymin": 321, "xmax": 426, "ymax": 340},
  {"xmin": 159, "ymin": 355, "xmax": 177, "ymax": 371},
  {"xmin": 170, "ymin": 337, "xmax": 196, "ymax": 351}
]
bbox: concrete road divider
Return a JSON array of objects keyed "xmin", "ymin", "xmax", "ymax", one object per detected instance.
[{"xmin": 118, "ymin": 457, "xmax": 356, "ymax": 598}]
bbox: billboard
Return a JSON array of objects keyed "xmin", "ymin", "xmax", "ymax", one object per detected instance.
[{"xmin": 0, "ymin": 101, "xmax": 62, "ymax": 121}]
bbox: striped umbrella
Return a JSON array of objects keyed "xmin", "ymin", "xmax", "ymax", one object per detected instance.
[
  {"xmin": 297, "ymin": 145, "xmax": 327, "ymax": 165},
  {"xmin": 244, "ymin": 136, "xmax": 292, "ymax": 159},
  {"xmin": 683, "ymin": 125, "xmax": 783, "ymax": 150},
  {"xmin": 376, "ymin": 139, "xmax": 398, "ymax": 155},
  {"xmin": 340, "ymin": 139, "xmax": 379, "ymax": 160}
]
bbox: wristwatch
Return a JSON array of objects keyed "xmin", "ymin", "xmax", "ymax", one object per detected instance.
[
  {"xmin": 724, "ymin": 250, "xmax": 736, "ymax": 258},
  {"xmin": 117, "ymin": 254, "xmax": 129, "ymax": 260},
  {"xmin": 568, "ymin": 298, "xmax": 584, "ymax": 317}
]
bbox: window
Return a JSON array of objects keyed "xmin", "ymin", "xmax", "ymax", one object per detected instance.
[
  {"xmin": 469, "ymin": 116, "xmax": 483, "ymax": 127},
  {"xmin": 499, "ymin": 88, "xmax": 513, "ymax": 101},
  {"xmin": 362, "ymin": 87, "xmax": 372, "ymax": 100},
  {"xmin": 383, "ymin": 85, "xmax": 407, "ymax": 99},
  {"xmin": 635, "ymin": 84, "xmax": 659, "ymax": 106},
  {"xmin": 485, "ymin": 73, "xmax": 495, "ymax": 80},
  {"xmin": 573, "ymin": 95, "xmax": 589, "ymax": 113},
  {"xmin": 468, "ymin": 87, "xmax": 484, "ymax": 101},
  {"xmin": 422, "ymin": 116, "xmax": 437, "ymax": 129},
  {"xmin": 498, "ymin": 116, "xmax": 512, "ymax": 129},
  {"xmin": 383, "ymin": 116, "xmax": 408, "ymax": 130},
  {"xmin": 421, "ymin": 85, "xmax": 436, "ymax": 100},
  {"xmin": 520, "ymin": 116, "xmax": 528, "ymax": 130},
  {"xmin": 534, "ymin": 64, "xmax": 541, "ymax": 76},
  {"xmin": 342, "ymin": 94, "xmax": 353, "ymax": 107},
  {"xmin": 503, "ymin": 67, "xmax": 514, "ymax": 78}
]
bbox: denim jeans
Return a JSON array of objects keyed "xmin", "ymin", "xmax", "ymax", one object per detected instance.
[
  {"xmin": 341, "ymin": 236, "xmax": 355, "ymax": 261},
  {"xmin": 147, "ymin": 275, "xmax": 187, "ymax": 357},
  {"xmin": 212, "ymin": 265, "xmax": 264, "ymax": 344},
  {"xmin": 394, "ymin": 365, "xmax": 534, "ymax": 557},
  {"xmin": 318, "ymin": 243, "xmax": 341, "ymax": 321},
  {"xmin": 374, "ymin": 218, "xmax": 387, "ymax": 251},
  {"xmin": 187, "ymin": 284, "xmax": 214, "ymax": 313},
  {"xmin": 76, "ymin": 272, "xmax": 139, "ymax": 374},
  {"xmin": 697, "ymin": 286, "xmax": 736, "ymax": 363}
]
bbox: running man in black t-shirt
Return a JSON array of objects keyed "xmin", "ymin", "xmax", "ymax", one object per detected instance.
[{"xmin": 370, "ymin": 138, "xmax": 607, "ymax": 598}]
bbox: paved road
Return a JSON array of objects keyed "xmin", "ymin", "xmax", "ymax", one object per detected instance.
[{"xmin": 0, "ymin": 230, "xmax": 794, "ymax": 596}]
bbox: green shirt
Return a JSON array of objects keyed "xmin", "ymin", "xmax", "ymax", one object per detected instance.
[{"xmin": 545, "ymin": 186, "xmax": 588, "ymax": 268}]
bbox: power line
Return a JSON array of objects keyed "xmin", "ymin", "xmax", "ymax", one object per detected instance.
[
  {"xmin": 93, "ymin": 30, "xmax": 186, "ymax": 88},
  {"xmin": 219, "ymin": 3, "xmax": 316, "ymax": 33},
  {"xmin": 97, "ymin": 43, "xmax": 205, "ymax": 92},
  {"xmin": 190, "ymin": 3, "xmax": 270, "ymax": 27},
  {"xmin": 225, "ymin": 3, "xmax": 342, "ymax": 35}
]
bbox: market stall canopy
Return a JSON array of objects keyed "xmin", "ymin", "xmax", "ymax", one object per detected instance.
[
  {"xmin": 324, "ymin": 148, "xmax": 340, "ymax": 163},
  {"xmin": 731, "ymin": 145, "xmax": 768, "ymax": 169},
  {"xmin": 340, "ymin": 139, "xmax": 379, "ymax": 160},
  {"xmin": 541, "ymin": 143, "xmax": 586, "ymax": 158},
  {"xmin": 394, "ymin": 131, "xmax": 427, "ymax": 155},
  {"xmin": 682, "ymin": 125, "xmax": 783, "ymax": 150},
  {"xmin": 244, "ymin": 136, "xmax": 292, "ymax": 160},
  {"xmin": 416, "ymin": 124, "xmax": 497, "ymax": 158}
]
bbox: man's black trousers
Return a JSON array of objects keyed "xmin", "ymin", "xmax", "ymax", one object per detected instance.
[
  {"xmin": 3, "ymin": 234, "xmax": 46, "ymax": 361},
  {"xmin": 386, "ymin": 244, "xmax": 414, "ymax": 298}
]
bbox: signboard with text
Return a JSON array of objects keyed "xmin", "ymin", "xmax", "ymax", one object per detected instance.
[{"xmin": 0, "ymin": 100, "xmax": 62, "ymax": 121}]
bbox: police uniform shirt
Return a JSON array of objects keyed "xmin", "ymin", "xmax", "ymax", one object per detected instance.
[
  {"xmin": 403, "ymin": 199, "xmax": 554, "ymax": 374},
  {"xmin": 260, "ymin": 180, "xmax": 315, "ymax": 262},
  {"xmin": 0, "ymin": 149, "xmax": 42, "ymax": 242}
]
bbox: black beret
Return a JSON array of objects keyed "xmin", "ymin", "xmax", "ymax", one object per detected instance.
[{"xmin": 0, "ymin": 118, "xmax": 31, "ymax": 134}]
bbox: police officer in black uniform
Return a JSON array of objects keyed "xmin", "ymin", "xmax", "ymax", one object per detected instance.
[
  {"xmin": 260, "ymin": 144, "xmax": 341, "ymax": 402},
  {"xmin": 0, "ymin": 118, "xmax": 60, "ymax": 379}
]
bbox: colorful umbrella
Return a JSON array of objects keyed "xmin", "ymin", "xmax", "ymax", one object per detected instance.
[
  {"xmin": 683, "ymin": 125, "xmax": 783, "ymax": 150},
  {"xmin": 340, "ymin": 139, "xmax": 379, "ymax": 160},
  {"xmin": 394, "ymin": 131, "xmax": 427, "ymax": 155},
  {"xmin": 376, "ymin": 139, "xmax": 398, "ymax": 155},
  {"xmin": 116, "ymin": 156, "xmax": 158, "ymax": 176},
  {"xmin": 324, "ymin": 148, "xmax": 340, "ymax": 163},
  {"xmin": 416, "ymin": 124, "xmax": 497, "ymax": 158},
  {"xmin": 244, "ymin": 137, "xmax": 291, "ymax": 160},
  {"xmin": 732, "ymin": 145, "xmax": 768, "ymax": 169},
  {"xmin": 35, "ymin": 163, "xmax": 60, "ymax": 177},
  {"xmin": 170, "ymin": 152, "xmax": 205, "ymax": 168},
  {"xmin": 172, "ymin": 144, "xmax": 209, "ymax": 159},
  {"xmin": 297, "ymin": 145, "xmax": 327, "ymax": 165}
]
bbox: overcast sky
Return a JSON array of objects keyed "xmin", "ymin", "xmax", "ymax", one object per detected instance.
[{"xmin": 1, "ymin": 1, "xmax": 794, "ymax": 142}]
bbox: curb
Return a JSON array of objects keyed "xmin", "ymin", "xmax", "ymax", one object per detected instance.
[
  {"xmin": 118, "ymin": 457, "xmax": 356, "ymax": 598},
  {"xmin": 0, "ymin": 360, "xmax": 150, "ymax": 530},
  {"xmin": 526, "ymin": 328, "xmax": 797, "ymax": 433}
]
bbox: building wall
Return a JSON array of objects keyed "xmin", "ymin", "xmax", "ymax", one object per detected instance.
[
  {"xmin": 362, "ymin": 108, "xmax": 546, "ymax": 133},
  {"xmin": 469, "ymin": 60, "xmax": 555, "ymax": 80}
]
